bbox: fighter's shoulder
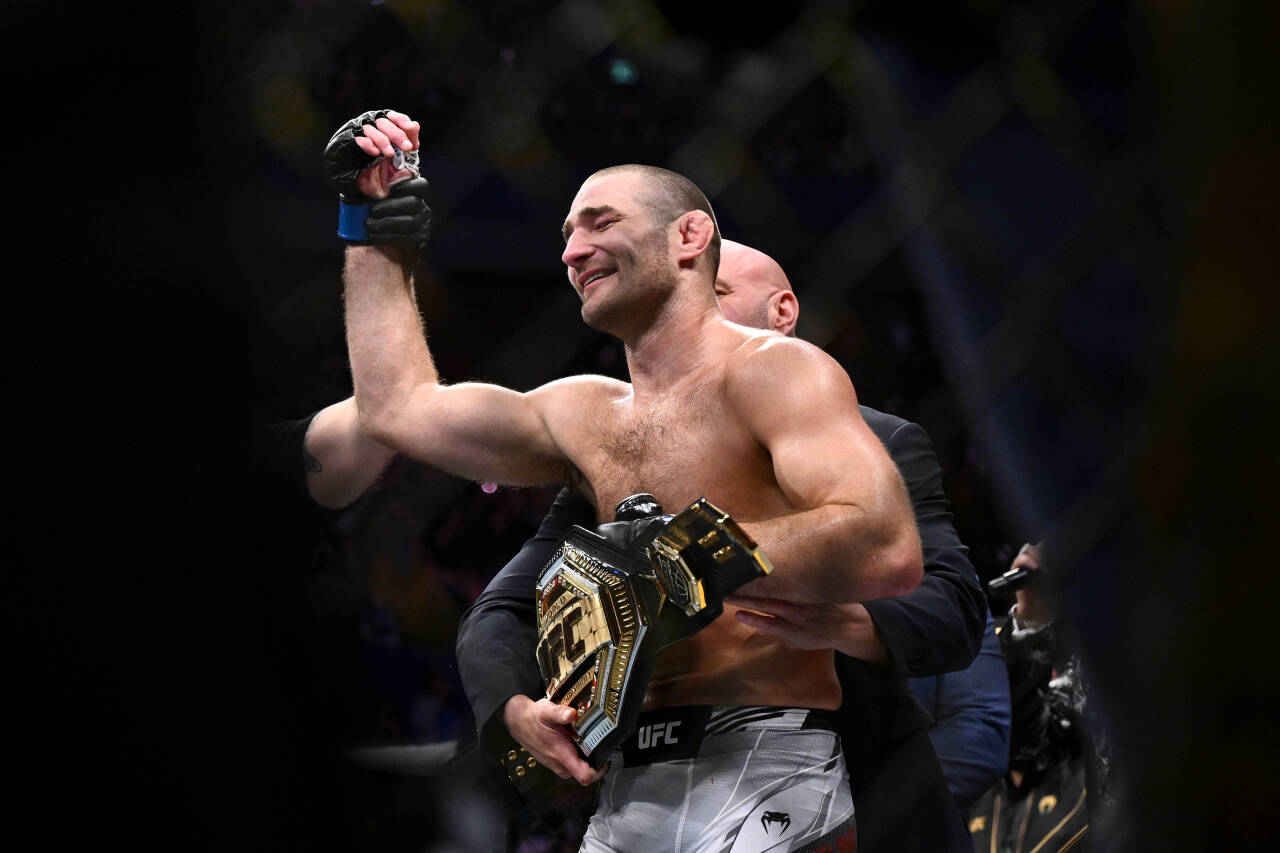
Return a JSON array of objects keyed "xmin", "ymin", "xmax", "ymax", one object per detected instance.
[
  {"xmin": 724, "ymin": 331, "xmax": 846, "ymax": 390},
  {"xmin": 529, "ymin": 373, "xmax": 631, "ymax": 406}
]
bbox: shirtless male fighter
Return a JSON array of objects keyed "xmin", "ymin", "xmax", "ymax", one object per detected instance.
[{"xmin": 329, "ymin": 108, "xmax": 923, "ymax": 851}]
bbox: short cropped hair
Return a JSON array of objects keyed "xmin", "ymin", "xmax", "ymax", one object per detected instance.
[{"xmin": 590, "ymin": 164, "xmax": 721, "ymax": 276}]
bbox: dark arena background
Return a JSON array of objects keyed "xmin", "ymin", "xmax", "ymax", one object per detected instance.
[{"xmin": 10, "ymin": 1, "xmax": 1277, "ymax": 851}]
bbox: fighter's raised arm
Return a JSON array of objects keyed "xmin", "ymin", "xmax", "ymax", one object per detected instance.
[
  {"xmin": 329, "ymin": 110, "xmax": 622, "ymax": 489},
  {"xmin": 726, "ymin": 336, "xmax": 924, "ymax": 603},
  {"xmin": 344, "ymin": 241, "xmax": 616, "ymax": 486}
]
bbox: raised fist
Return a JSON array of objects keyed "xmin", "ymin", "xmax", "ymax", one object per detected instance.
[
  {"xmin": 324, "ymin": 109, "xmax": 419, "ymax": 199},
  {"xmin": 324, "ymin": 109, "xmax": 423, "ymax": 246}
]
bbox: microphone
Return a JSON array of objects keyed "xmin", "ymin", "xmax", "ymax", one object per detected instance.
[{"xmin": 987, "ymin": 565, "xmax": 1037, "ymax": 594}]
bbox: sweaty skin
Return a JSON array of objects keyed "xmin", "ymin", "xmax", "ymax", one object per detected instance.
[{"xmin": 339, "ymin": 135, "xmax": 923, "ymax": 778}]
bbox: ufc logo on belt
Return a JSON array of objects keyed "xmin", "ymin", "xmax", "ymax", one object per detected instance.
[
  {"xmin": 536, "ymin": 604, "xmax": 588, "ymax": 683},
  {"xmin": 637, "ymin": 720, "xmax": 681, "ymax": 749}
]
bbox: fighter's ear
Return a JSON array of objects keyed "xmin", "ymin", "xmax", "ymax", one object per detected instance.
[
  {"xmin": 674, "ymin": 210, "xmax": 716, "ymax": 264},
  {"xmin": 768, "ymin": 290, "xmax": 799, "ymax": 336}
]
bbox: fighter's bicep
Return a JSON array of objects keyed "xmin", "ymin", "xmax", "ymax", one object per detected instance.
[
  {"xmin": 769, "ymin": 399, "xmax": 879, "ymax": 510},
  {"xmin": 395, "ymin": 380, "xmax": 568, "ymax": 485}
]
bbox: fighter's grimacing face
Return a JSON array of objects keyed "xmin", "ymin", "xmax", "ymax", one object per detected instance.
[{"xmin": 561, "ymin": 171, "xmax": 676, "ymax": 331}]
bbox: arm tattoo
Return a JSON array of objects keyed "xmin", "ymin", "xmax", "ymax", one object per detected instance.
[{"xmin": 302, "ymin": 445, "xmax": 322, "ymax": 474}]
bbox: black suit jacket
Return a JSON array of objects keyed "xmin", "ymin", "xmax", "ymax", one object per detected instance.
[
  {"xmin": 454, "ymin": 406, "xmax": 984, "ymax": 851},
  {"xmin": 838, "ymin": 408, "xmax": 985, "ymax": 851}
]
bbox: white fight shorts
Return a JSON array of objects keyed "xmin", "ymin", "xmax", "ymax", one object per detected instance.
[{"xmin": 579, "ymin": 706, "xmax": 856, "ymax": 853}]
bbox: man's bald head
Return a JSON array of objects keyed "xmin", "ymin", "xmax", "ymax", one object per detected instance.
[{"xmin": 715, "ymin": 239, "xmax": 799, "ymax": 336}]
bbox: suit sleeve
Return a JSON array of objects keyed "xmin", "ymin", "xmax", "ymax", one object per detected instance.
[
  {"xmin": 455, "ymin": 486, "xmax": 595, "ymax": 753},
  {"xmin": 909, "ymin": 611, "xmax": 1011, "ymax": 810},
  {"xmin": 247, "ymin": 412, "xmax": 345, "ymax": 566},
  {"xmin": 862, "ymin": 420, "xmax": 987, "ymax": 677}
]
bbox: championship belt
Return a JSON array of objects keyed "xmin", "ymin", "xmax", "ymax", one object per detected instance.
[{"xmin": 533, "ymin": 495, "xmax": 772, "ymax": 768}]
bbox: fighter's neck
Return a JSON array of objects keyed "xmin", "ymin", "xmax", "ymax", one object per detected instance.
[{"xmin": 622, "ymin": 300, "xmax": 737, "ymax": 395}]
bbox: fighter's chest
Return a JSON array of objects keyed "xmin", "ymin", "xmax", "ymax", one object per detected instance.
[{"xmin": 576, "ymin": 392, "xmax": 765, "ymax": 515}]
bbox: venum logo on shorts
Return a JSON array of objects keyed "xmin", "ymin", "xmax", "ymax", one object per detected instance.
[
  {"xmin": 760, "ymin": 811, "xmax": 791, "ymax": 835},
  {"xmin": 636, "ymin": 720, "xmax": 681, "ymax": 749}
]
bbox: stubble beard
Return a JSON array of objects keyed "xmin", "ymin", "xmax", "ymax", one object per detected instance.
[{"xmin": 580, "ymin": 230, "xmax": 675, "ymax": 339}]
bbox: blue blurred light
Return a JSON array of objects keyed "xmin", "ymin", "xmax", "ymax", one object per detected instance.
[{"xmin": 609, "ymin": 58, "xmax": 639, "ymax": 85}]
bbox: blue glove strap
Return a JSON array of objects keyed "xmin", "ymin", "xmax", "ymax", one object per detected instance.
[{"xmin": 337, "ymin": 200, "xmax": 371, "ymax": 242}]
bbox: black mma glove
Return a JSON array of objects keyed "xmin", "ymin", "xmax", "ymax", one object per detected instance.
[
  {"xmin": 324, "ymin": 108, "xmax": 391, "ymax": 202},
  {"xmin": 323, "ymin": 109, "xmax": 429, "ymax": 249},
  {"xmin": 595, "ymin": 493, "xmax": 672, "ymax": 549},
  {"xmin": 596, "ymin": 493, "xmax": 771, "ymax": 647},
  {"xmin": 366, "ymin": 177, "xmax": 431, "ymax": 252}
]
